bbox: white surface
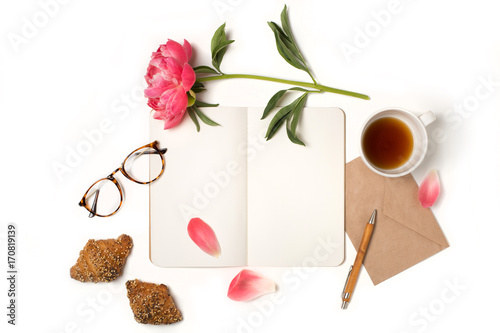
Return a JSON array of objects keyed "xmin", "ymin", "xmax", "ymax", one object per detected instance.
[
  {"xmin": 0, "ymin": 0, "xmax": 499, "ymax": 332},
  {"xmin": 150, "ymin": 107, "xmax": 345, "ymax": 267}
]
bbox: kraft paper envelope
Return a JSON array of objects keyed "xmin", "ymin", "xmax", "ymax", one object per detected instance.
[{"xmin": 346, "ymin": 157, "xmax": 449, "ymax": 285}]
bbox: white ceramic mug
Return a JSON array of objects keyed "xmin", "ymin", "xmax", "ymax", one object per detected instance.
[{"xmin": 359, "ymin": 107, "xmax": 436, "ymax": 177}]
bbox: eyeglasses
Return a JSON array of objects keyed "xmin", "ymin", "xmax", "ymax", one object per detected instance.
[{"xmin": 79, "ymin": 141, "xmax": 167, "ymax": 218}]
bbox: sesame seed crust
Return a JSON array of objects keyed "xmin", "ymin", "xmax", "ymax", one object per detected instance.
[
  {"xmin": 125, "ymin": 279, "xmax": 183, "ymax": 325},
  {"xmin": 70, "ymin": 234, "xmax": 133, "ymax": 283}
]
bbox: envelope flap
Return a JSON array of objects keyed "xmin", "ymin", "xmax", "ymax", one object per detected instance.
[
  {"xmin": 383, "ymin": 175, "xmax": 449, "ymax": 247},
  {"xmin": 346, "ymin": 157, "xmax": 385, "ymax": 207}
]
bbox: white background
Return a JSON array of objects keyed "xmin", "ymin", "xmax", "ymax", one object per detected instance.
[{"xmin": 1, "ymin": 0, "xmax": 499, "ymax": 332}]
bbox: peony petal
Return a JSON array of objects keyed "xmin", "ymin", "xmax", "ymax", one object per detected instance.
[
  {"xmin": 163, "ymin": 57, "xmax": 184, "ymax": 79},
  {"xmin": 152, "ymin": 109, "xmax": 165, "ymax": 120},
  {"xmin": 187, "ymin": 218, "xmax": 221, "ymax": 258},
  {"xmin": 183, "ymin": 39, "xmax": 192, "ymax": 61},
  {"xmin": 161, "ymin": 39, "xmax": 188, "ymax": 64},
  {"xmin": 160, "ymin": 86, "xmax": 188, "ymax": 115},
  {"xmin": 145, "ymin": 63, "xmax": 161, "ymax": 83},
  {"xmin": 148, "ymin": 99, "xmax": 164, "ymax": 114},
  {"xmin": 145, "ymin": 74, "xmax": 176, "ymax": 98},
  {"xmin": 181, "ymin": 63, "xmax": 196, "ymax": 91},
  {"xmin": 162, "ymin": 110, "xmax": 186, "ymax": 129},
  {"xmin": 227, "ymin": 269, "xmax": 276, "ymax": 301},
  {"xmin": 418, "ymin": 169, "xmax": 441, "ymax": 208}
]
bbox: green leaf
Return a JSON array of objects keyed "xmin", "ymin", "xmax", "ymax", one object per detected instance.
[
  {"xmin": 194, "ymin": 100, "xmax": 219, "ymax": 108},
  {"xmin": 268, "ymin": 21, "xmax": 291, "ymax": 44},
  {"xmin": 262, "ymin": 89, "xmax": 288, "ymax": 119},
  {"xmin": 280, "ymin": 5, "xmax": 292, "ymax": 42},
  {"xmin": 210, "ymin": 23, "xmax": 234, "ymax": 73},
  {"xmin": 211, "ymin": 23, "xmax": 227, "ymax": 54},
  {"xmin": 268, "ymin": 6, "xmax": 317, "ymax": 84},
  {"xmin": 277, "ymin": 36, "xmax": 308, "ymax": 71},
  {"xmin": 193, "ymin": 66, "xmax": 219, "ymax": 74},
  {"xmin": 272, "ymin": 9, "xmax": 301, "ymax": 58},
  {"xmin": 267, "ymin": 22, "xmax": 292, "ymax": 57},
  {"xmin": 280, "ymin": 5, "xmax": 308, "ymax": 65},
  {"xmin": 284, "ymin": 92, "xmax": 308, "ymax": 145},
  {"xmin": 268, "ymin": 22, "xmax": 308, "ymax": 72},
  {"xmin": 261, "ymin": 87, "xmax": 310, "ymax": 120},
  {"xmin": 212, "ymin": 40, "xmax": 234, "ymax": 72},
  {"xmin": 286, "ymin": 116, "xmax": 305, "ymax": 146},
  {"xmin": 265, "ymin": 92, "xmax": 310, "ymax": 142},
  {"xmin": 212, "ymin": 39, "xmax": 234, "ymax": 55},
  {"xmin": 265, "ymin": 103, "xmax": 295, "ymax": 140},
  {"xmin": 279, "ymin": 5, "xmax": 303, "ymax": 57},
  {"xmin": 191, "ymin": 82, "xmax": 206, "ymax": 94},
  {"xmin": 290, "ymin": 93, "xmax": 308, "ymax": 136},
  {"xmin": 187, "ymin": 108, "xmax": 200, "ymax": 132},
  {"xmin": 192, "ymin": 105, "xmax": 220, "ymax": 127}
]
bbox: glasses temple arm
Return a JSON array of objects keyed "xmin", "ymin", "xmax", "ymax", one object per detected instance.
[{"xmin": 88, "ymin": 188, "xmax": 100, "ymax": 218}]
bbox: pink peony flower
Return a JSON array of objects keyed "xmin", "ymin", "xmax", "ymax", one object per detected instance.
[{"xmin": 145, "ymin": 39, "xmax": 196, "ymax": 129}]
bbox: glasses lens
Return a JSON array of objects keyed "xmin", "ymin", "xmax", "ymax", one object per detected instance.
[
  {"xmin": 123, "ymin": 147, "xmax": 163, "ymax": 183},
  {"xmin": 84, "ymin": 179, "xmax": 121, "ymax": 217}
]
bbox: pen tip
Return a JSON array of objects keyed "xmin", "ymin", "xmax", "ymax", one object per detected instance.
[{"xmin": 369, "ymin": 210, "xmax": 377, "ymax": 224}]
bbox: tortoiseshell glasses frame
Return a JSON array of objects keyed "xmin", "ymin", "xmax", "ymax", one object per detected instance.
[{"xmin": 79, "ymin": 141, "xmax": 167, "ymax": 218}]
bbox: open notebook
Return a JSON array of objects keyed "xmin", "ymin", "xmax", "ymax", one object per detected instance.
[{"xmin": 149, "ymin": 107, "xmax": 345, "ymax": 267}]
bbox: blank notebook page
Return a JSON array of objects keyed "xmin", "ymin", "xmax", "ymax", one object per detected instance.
[{"xmin": 246, "ymin": 107, "xmax": 345, "ymax": 266}]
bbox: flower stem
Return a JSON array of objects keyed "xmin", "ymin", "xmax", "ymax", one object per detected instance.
[{"xmin": 197, "ymin": 74, "xmax": 370, "ymax": 100}]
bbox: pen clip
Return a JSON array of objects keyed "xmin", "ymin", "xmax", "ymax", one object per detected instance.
[{"xmin": 341, "ymin": 265, "xmax": 353, "ymax": 298}]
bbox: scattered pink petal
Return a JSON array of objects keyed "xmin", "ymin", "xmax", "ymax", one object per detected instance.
[
  {"xmin": 187, "ymin": 218, "xmax": 221, "ymax": 258},
  {"xmin": 227, "ymin": 269, "xmax": 276, "ymax": 301},
  {"xmin": 418, "ymin": 169, "xmax": 441, "ymax": 208}
]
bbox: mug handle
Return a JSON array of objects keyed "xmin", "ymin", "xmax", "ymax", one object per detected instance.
[{"xmin": 418, "ymin": 111, "xmax": 436, "ymax": 127}]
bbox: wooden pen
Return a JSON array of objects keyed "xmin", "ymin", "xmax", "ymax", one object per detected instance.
[{"xmin": 341, "ymin": 209, "xmax": 377, "ymax": 309}]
